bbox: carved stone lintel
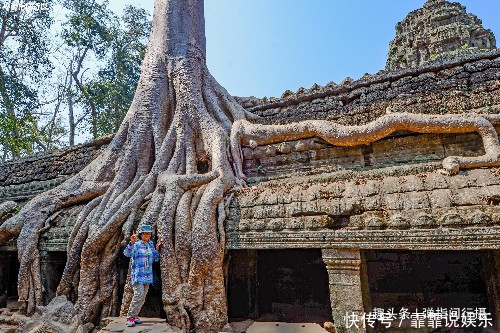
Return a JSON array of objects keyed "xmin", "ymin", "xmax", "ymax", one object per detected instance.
[{"xmin": 322, "ymin": 248, "xmax": 365, "ymax": 333}]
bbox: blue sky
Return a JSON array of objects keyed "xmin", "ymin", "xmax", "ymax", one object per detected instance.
[{"xmin": 109, "ymin": 0, "xmax": 500, "ymax": 99}]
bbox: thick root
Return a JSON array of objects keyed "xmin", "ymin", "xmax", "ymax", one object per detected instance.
[
  {"xmin": 5, "ymin": 0, "xmax": 500, "ymax": 331},
  {"xmin": 231, "ymin": 112, "xmax": 500, "ymax": 178},
  {"xmin": 0, "ymin": 201, "xmax": 16, "ymax": 221}
]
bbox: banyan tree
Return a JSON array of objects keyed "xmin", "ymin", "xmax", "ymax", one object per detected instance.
[{"xmin": 1, "ymin": 0, "xmax": 499, "ymax": 332}]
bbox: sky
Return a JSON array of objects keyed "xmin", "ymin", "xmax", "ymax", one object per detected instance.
[{"xmin": 107, "ymin": 0, "xmax": 500, "ymax": 99}]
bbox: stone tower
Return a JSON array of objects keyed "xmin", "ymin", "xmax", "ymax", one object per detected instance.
[{"xmin": 386, "ymin": 0, "xmax": 496, "ymax": 71}]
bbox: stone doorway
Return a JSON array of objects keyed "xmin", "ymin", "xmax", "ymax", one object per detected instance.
[
  {"xmin": 40, "ymin": 251, "xmax": 66, "ymax": 305},
  {"xmin": 226, "ymin": 249, "xmax": 332, "ymax": 324},
  {"xmin": 364, "ymin": 250, "xmax": 492, "ymax": 332},
  {"xmin": 0, "ymin": 252, "xmax": 19, "ymax": 308}
]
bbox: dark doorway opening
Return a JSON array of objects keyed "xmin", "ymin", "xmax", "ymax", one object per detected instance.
[
  {"xmin": 0, "ymin": 251, "xmax": 20, "ymax": 309},
  {"xmin": 6, "ymin": 252, "xmax": 18, "ymax": 301},
  {"xmin": 227, "ymin": 249, "xmax": 332, "ymax": 324},
  {"xmin": 365, "ymin": 250, "xmax": 491, "ymax": 332},
  {"xmin": 40, "ymin": 251, "xmax": 67, "ymax": 305}
]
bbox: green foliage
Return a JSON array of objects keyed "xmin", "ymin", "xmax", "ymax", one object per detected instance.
[
  {"xmin": 60, "ymin": 0, "xmax": 150, "ymax": 138},
  {"xmin": 86, "ymin": 6, "xmax": 151, "ymax": 136},
  {"xmin": 0, "ymin": 0, "xmax": 150, "ymax": 159},
  {"xmin": 61, "ymin": 0, "xmax": 113, "ymax": 58},
  {"xmin": 0, "ymin": 0, "xmax": 57, "ymax": 160}
]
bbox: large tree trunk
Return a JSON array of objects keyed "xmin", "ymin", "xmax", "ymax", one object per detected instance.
[
  {"xmin": 1, "ymin": 0, "xmax": 248, "ymax": 331},
  {"xmin": 1, "ymin": 0, "xmax": 499, "ymax": 332}
]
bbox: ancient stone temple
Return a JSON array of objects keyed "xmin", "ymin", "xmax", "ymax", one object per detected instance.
[
  {"xmin": 386, "ymin": 0, "xmax": 496, "ymax": 71},
  {"xmin": 0, "ymin": 1, "xmax": 499, "ymax": 332}
]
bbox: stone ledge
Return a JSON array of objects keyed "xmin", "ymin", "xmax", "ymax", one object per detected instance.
[{"xmin": 226, "ymin": 227, "xmax": 500, "ymax": 250}]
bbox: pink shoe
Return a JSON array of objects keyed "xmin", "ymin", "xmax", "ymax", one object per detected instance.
[
  {"xmin": 127, "ymin": 317, "xmax": 136, "ymax": 327},
  {"xmin": 134, "ymin": 317, "xmax": 142, "ymax": 324}
]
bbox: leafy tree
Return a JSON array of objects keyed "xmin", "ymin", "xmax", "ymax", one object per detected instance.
[
  {"xmin": 2, "ymin": 2, "xmax": 499, "ymax": 333},
  {"xmin": 87, "ymin": 5, "xmax": 150, "ymax": 136},
  {"xmin": 59, "ymin": 0, "xmax": 114, "ymax": 143},
  {"xmin": 0, "ymin": 0, "xmax": 56, "ymax": 160}
]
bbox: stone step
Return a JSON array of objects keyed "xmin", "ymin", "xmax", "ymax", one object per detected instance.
[
  {"xmin": 233, "ymin": 321, "xmax": 328, "ymax": 333},
  {"xmin": 0, "ymin": 324, "xmax": 16, "ymax": 333},
  {"xmin": 99, "ymin": 318, "xmax": 330, "ymax": 333},
  {"xmin": 98, "ymin": 317, "xmax": 181, "ymax": 333}
]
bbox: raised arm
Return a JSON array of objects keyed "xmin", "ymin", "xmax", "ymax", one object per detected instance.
[{"xmin": 123, "ymin": 230, "xmax": 138, "ymax": 257}]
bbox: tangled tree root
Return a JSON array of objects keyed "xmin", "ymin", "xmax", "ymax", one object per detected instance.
[
  {"xmin": 0, "ymin": 201, "xmax": 16, "ymax": 223},
  {"xmin": 1, "ymin": 0, "xmax": 499, "ymax": 332},
  {"xmin": 2, "ymin": 108, "xmax": 499, "ymax": 333}
]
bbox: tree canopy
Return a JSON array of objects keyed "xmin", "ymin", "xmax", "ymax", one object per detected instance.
[{"xmin": 0, "ymin": 0, "xmax": 151, "ymax": 160}]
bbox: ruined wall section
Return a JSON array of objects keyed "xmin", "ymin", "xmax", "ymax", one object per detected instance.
[
  {"xmin": 386, "ymin": 0, "xmax": 496, "ymax": 71},
  {"xmin": 249, "ymin": 50, "xmax": 500, "ymax": 126},
  {"xmin": 227, "ymin": 51, "xmax": 500, "ymax": 250},
  {"xmin": 0, "ymin": 136, "xmax": 112, "ymax": 203},
  {"xmin": 0, "ymin": 51, "xmax": 499, "ymax": 251},
  {"xmin": 226, "ymin": 165, "xmax": 500, "ymax": 249}
]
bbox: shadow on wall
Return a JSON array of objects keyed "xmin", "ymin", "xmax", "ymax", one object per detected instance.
[
  {"xmin": 227, "ymin": 249, "xmax": 332, "ymax": 324},
  {"xmin": 365, "ymin": 250, "xmax": 491, "ymax": 333}
]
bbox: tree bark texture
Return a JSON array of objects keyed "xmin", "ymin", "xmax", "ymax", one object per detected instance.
[{"xmin": 0, "ymin": 0, "xmax": 499, "ymax": 332}]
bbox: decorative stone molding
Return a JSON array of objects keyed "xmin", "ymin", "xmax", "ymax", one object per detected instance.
[
  {"xmin": 227, "ymin": 227, "xmax": 500, "ymax": 250},
  {"xmin": 0, "ymin": 177, "xmax": 69, "ymax": 201}
]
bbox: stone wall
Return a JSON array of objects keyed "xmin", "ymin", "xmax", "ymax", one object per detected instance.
[
  {"xmin": 223, "ymin": 51, "xmax": 500, "ymax": 252},
  {"xmin": 0, "ymin": 136, "xmax": 112, "ymax": 203},
  {"xmin": 249, "ymin": 50, "xmax": 500, "ymax": 126},
  {"xmin": 0, "ymin": 14, "xmax": 498, "ymax": 333},
  {"xmin": 0, "ymin": 51, "xmax": 499, "ymax": 253}
]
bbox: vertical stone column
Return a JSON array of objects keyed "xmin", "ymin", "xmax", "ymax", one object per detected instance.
[
  {"xmin": 322, "ymin": 248, "xmax": 366, "ymax": 333},
  {"xmin": 482, "ymin": 250, "xmax": 500, "ymax": 331}
]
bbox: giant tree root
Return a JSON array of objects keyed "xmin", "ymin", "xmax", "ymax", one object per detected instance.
[
  {"xmin": 231, "ymin": 112, "xmax": 500, "ymax": 178},
  {"xmin": 1, "ymin": 45, "xmax": 248, "ymax": 331}
]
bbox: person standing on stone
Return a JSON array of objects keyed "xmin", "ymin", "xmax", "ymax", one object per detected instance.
[{"xmin": 123, "ymin": 224, "xmax": 162, "ymax": 327}]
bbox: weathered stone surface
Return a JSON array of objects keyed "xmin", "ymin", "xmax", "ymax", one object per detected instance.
[
  {"xmin": 0, "ymin": 309, "xmax": 16, "ymax": 333},
  {"xmin": 0, "ymin": 137, "xmax": 110, "ymax": 202},
  {"xmin": 228, "ymin": 166, "xmax": 500, "ymax": 230},
  {"xmin": 0, "ymin": 3, "xmax": 498, "ymax": 331},
  {"xmin": 17, "ymin": 296, "xmax": 87, "ymax": 333},
  {"xmin": 322, "ymin": 249, "xmax": 364, "ymax": 333},
  {"xmin": 244, "ymin": 322, "xmax": 328, "ymax": 333},
  {"xmin": 226, "ymin": 163, "xmax": 500, "ymax": 250},
  {"xmin": 247, "ymin": 51, "xmax": 500, "ymax": 126},
  {"xmin": 0, "ymin": 325, "xmax": 15, "ymax": 333},
  {"xmin": 97, "ymin": 317, "xmax": 181, "ymax": 333},
  {"xmin": 386, "ymin": 0, "xmax": 496, "ymax": 71}
]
